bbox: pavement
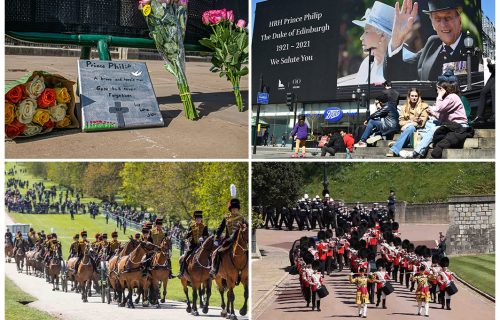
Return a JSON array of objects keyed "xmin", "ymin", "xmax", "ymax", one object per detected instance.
[
  {"xmin": 5, "ymin": 55, "xmax": 248, "ymax": 159},
  {"xmin": 4, "ymin": 213, "xmax": 249, "ymax": 320},
  {"xmin": 252, "ymin": 228, "xmax": 494, "ymax": 320},
  {"xmin": 252, "ymin": 145, "xmax": 347, "ymax": 159}
]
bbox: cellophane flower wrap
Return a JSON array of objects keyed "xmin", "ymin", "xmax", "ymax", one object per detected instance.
[
  {"xmin": 200, "ymin": 10, "xmax": 248, "ymax": 112},
  {"xmin": 139, "ymin": 0, "xmax": 198, "ymax": 120},
  {"xmin": 4, "ymin": 71, "xmax": 79, "ymax": 139}
]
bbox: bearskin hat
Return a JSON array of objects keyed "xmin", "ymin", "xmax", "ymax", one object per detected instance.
[
  {"xmin": 432, "ymin": 255, "xmax": 440, "ymax": 264},
  {"xmin": 392, "ymin": 222, "xmax": 399, "ymax": 230},
  {"xmin": 402, "ymin": 239, "xmax": 410, "ymax": 250},
  {"xmin": 383, "ymin": 231, "xmax": 394, "ymax": 243},
  {"xmin": 415, "ymin": 245, "xmax": 423, "ymax": 256},
  {"xmin": 358, "ymin": 248, "xmax": 369, "ymax": 259},
  {"xmin": 312, "ymin": 260, "xmax": 321, "ymax": 271},
  {"xmin": 440, "ymin": 257, "xmax": 450, "ymax": 268},
  {"xmin": 424, "ymin": 247, "xmax": 432, "ymax": 258},
  {"xmin": 317, "ymin": 230, "xmax": 326, "ymax": 241},
  {"xmin": 408, "ymin": 243, "xmax": 415, "ymax": 253},
  {"xmin": 359, "ymin": 239, "xmax": 367, "ymax": 249},
  {"xmin": 393, "ymin": 237, "xmax": 402, "ymax": 247},
  {"xmin": 303, "ymin": 251, "xmax": 315, "ymax": 264},
  {"xmin": 300, "ymin": 236, "xmax": 309, "ymax": 247},
  {"xmin": 337, "ymin": 228, "xmax": 345, "ymax": 237},
  {"xmin": 376, "ymin": 258, "xmax": 386, "ymax": 269},
  {"xmin": 308, "ymin": 237, "xmax": 316, "ymax": 248},
  {"xmin": 326, "ymin": 229, "xmax": 333, "ymax": 239}
]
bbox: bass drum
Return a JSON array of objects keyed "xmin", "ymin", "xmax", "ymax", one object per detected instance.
[
  {"xmin": 317, "ymin": 285, "xmax": 329, "ymax": 298},
  {"xmin": 382, "ymin": 282, "xmax": 394, "ymax": 295},
  {"xmin": 446, "ymin": 281, "xmax": 458, "ymax": 296}
]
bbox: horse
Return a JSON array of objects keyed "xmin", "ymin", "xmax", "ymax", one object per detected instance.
[
  {"xmin": 25, "ymin": 245, "xmax": 41, "ymax": 276},
  {"xmin": 76, "ymin": 243, "xmax": 94, "ymax": 302},
  {"xmin": 117, "ymin": 241, "xmax": 158, "ymax": 308},
  {"xmin": 14, "ymin": 239, "xmax": 27, "ymax": 273},
  {"xmin": 47, "ymin": 244, "xmax": 63, "ymax": 291},
  {"xmin": 107, "ymin": 237, "xmax": 139, "ymax": 304},
  {"xmin": 5, "ymin": 239, "xmax": 14, "ymax": 263},
  {"xmin": 181, "ymin": 235, "xmax": 217, "ymax": 316},
  {"xmin": 149, "ymin": 236, "xmax": 172, "ymax": 308},
  {"xmin": 214, "ymin": 223, "xmax": 249, "ymax": 320}
]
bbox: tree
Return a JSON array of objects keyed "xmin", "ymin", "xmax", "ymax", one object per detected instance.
[
  {"xmin": 82, "ymin": 163, "xmax": 123, "ymax": 200},
  {"xmin": 252, "ymin": 163, "xmax": 303, "ymax": 209}
]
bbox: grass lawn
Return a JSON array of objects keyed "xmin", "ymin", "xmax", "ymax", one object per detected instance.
[
  {"xmin": 5, "ymin": 277, "xmax": 56, "ymax": 320},
  {"xmin": 449, "ymin": 254, "xmax": 495, "ymax": 297},
  {"xmin": 8, "ymin": 213, "xmax": 246, "ymax": 306}
]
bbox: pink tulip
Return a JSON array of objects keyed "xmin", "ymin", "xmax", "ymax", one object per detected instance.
[
  {"xmin": 236, "ymin": 19, "xmax": 247, "ymax": 29},
  {"xmin": 226, "ymin": 10, "xmax": 235, "ymax": 23}
]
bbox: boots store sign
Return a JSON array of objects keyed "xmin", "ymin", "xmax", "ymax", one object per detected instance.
[{"xmin": 323, "ymin": 107, "xmax": 343, "ymax": 122}]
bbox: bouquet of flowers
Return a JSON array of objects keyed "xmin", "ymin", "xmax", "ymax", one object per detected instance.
[
  {"xmin": 199, "ymin": 9, "xmax": 248, "ymax": 112},
  {"xmin": 5, "ymin": 71, "xmax": 78, "ymax": 139},
  {"xmin": 138, "ymin": 0, "xmax": 198, "ymax": 120}
]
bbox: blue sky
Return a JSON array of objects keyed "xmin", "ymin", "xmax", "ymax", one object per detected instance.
[{"xmin": 251, "ymin": 0, "xmax": 495, "ymax": 28}]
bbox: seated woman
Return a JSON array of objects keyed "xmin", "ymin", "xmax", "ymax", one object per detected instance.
[
  {"xmin": 354, "ymin": 94, "xmax": 399, "ymax": 147},
  {"xmin": 386, "ymin": 88, "xmax": 428, "ymax": 157},
  {"xmin": 399, "ymin": 81, "xmax": 468, "ymax": 159}
]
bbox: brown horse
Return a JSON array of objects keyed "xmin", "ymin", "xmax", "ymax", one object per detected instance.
[
  {"xmin": 117, "ymin": 241, "xmax": 158, "ymax": 308},
  {"xmin": 5, "ymin": 241, "xmax": 14, "ymax": 263},
  {"xmin": 215, "ymin": 223, "xmax": 249, "ymax": 319},
  {"xmin": 14, "ymin": 239, "xmax": 27, "ymax": 273},
  {"xmin": 76, "ymin": 243, "xmax": 94, "ymax": 302},
  {"xmin": 181, "ymin": 235, "xmax": 217, "ymax": 316},
  {"xmin": 47, "ymin": 243, "xmax": 62, "ymax": 291},
  {"xmin": 149, "ymin": 236, "xmax": 172, "ymax": 308},
  {"xmin": 107, "ymin": 238, "xmax": 139, "ymax": 304},
  {"xmin": 26, "ymin": 244, "xmax": 42, "ymax": 276}
]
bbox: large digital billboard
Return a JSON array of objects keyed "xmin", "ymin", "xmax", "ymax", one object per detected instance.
[{"xmin": 253, "ymin": 0, "xmax": 483, "ymax": 104}]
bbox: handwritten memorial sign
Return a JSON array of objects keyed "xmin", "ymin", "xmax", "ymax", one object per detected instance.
[
  {"xmin": 252, "ymin": 0, "xmax": 340, "ymax": 104},
  {"xmin": 78, "ymin": 60, "xmax": 164, "ymax": 131}
]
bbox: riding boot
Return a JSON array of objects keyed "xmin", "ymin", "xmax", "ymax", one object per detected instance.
[
  {"xmin": 177, "ymin": 259, "xmax": 185, "ymax": 279},
  {"xmin": 446, "ymin": 299, "xmax": 451, "ymax": 310},
  {"xmin": 316, "ymin": 299, "xmax": 321, "ymax": 311},
  {"xmin": 382, "ymin": 299, "xmax": 386, "ymax": 309},
  {"xmin": 209, "ymin": 252, "xmax": 219, "ymax": 278},
  {"xmin": 168, "ymin": 258, "xmax": 174, "ymax": 279}
]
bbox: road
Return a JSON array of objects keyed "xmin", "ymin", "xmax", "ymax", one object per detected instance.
[
  {"xmin": 5, "ymin": 214, "xmax": 248, "ymax": 320},
  {"xmin": 5, "ymin": 55, "xmax": 248, "ymax": 159},
  {"xmin": 252, "ymin": 228, "xmax": 494, "ymax": 320}
]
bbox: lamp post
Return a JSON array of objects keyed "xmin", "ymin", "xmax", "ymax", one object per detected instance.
[
  {"xmin": 352, "ymin": 87, "xmax": 365, "ymax": 134},
  {"xmin": 464, "ymin": 30, "xmax": 474, "ymax": 91}
]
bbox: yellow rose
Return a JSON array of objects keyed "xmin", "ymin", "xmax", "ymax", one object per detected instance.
[
  {"xmin": 32, "ymin": 109, "xmax": 50, "ymax": 126},
  {"xmin": 49, "ymin": 103, "xmax": 68, "ymax": 122},
  {"xmin": 5, "ymin": 101, "xmax": 16, "ymax": 125},
  {"xmin": 17, "ymin": 98, "xmax": 37, "ymax": 124},
  {"xmin": 22, "ymin": 124, "xmax": 43, "ymax": 136},
  {"xmin": 26, "ymin": 75, "xmax": 46, "ymax": 98},
  {"xmin": 54, "ymin": 87, "xmax": 71, "ymax": 104},
  {"xmin": 56, "ymin": 115, "xmax": 72, "ymax": 128}
]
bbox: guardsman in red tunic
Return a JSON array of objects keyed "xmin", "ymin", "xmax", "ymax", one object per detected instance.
[
  {"xmin": 438, "ymin": 257, "xmax": 454, "ymax": 310},
  {"xmin": 316, "ymin": 231, "xmax": 327, "ymax": 275},
  {"xmin": 373, "ymin": 259, "xmax": 391, "ymax": 309}
]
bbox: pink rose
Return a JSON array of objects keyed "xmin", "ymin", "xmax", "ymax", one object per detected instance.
[
  {"xmin": 236, "ymin": 19, "xmax": 247, "ymax": 29},
  {"xmin": 226, "ymin": 10, "xmax": 234, "ymax": 23},
  {"xmin": 209, "ymin": 11, "xmax": 223, "ymax": 24},
  {"xmin": 202, "ymin": 11, "xmax": 210, "ymax": 25}
]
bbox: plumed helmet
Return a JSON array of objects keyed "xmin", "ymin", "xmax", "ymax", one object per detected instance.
[
  {"xmin": 111, "ymin": 231, "xmax": 118, "ymax": 238},
  {"xmin": 80, "ymin": 230, "xmax": 87, "ymax": 237},
  {"xmin": 440, "ymin": 257, "xmax": 450, "ymax": 268},
  {"xmin": 134, "ymin": 233, "xmax": 141, "ymax": 239},
  {"xmin": 155, "ymin": 218, "xmax": 163, "ymax": 225},
  {"xmin": 193, "ymin": 210, "xmax": 203, "ymax": 219},
  {"xmin": 228, "ymin": 199, "xmax": 241, "ymax": 210}
]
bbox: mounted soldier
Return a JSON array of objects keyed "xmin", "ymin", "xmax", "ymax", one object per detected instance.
[
  {"xmin": 75, "ymin": 230, "xmax": 96, "ymax": 272},
  {"xmin": 210, "ymin": 198, "xmax": 246, "ymax": 278},
  {"xmin": 13, "ymin": 230, "xmax": 23, "ymax": 255},
  {"xmin": 68, "ymin": 234, "xmax": 79, "ymax": 259},
  {"xmin": 151, "ymin": 218, "xmax": 165, "ymax": 246},
  {"xmin": 107, "ymin": 231, "xmax": 121, "ymax": 260},
  {"xmin": 177, "ymin": 210, "xmax": 209, "ymax": 278},
  {"xmin": 28, "ymin": 227, "xmax": 36, "ymax": 248}
]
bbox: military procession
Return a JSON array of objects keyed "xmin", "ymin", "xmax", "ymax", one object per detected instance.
[
  {"xmin": 286, "ymin": 193, "xmax": 457, "ymax": 318},
  {"xmin": 5, "ymin": 195, "xmax": 249, "ymax": 320}
]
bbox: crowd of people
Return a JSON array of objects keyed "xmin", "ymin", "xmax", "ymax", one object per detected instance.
[{"xmin": 290, "ymin": 197, "xmax": 452, "ymax": 318}]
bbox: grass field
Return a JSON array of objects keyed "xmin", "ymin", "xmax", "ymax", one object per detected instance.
[
  {"xmin": 5, "ymin": 162, "xmax": 245, "ymax": 308},
  {"xmin": 5, "ymin": 277, "xmax": 56, "ymax": 320},
  {"xmin": 449, "ymin": 254, "xmax": 495, "ymax": 297}
]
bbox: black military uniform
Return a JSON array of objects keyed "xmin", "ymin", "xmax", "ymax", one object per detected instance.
[
  {"xmin": 5, "ymin": 228, "xmax": 13, "ymax": 246},
  {"xmin": 178, "ymin": 211, "xmax": 209, "ymax": 278}
]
